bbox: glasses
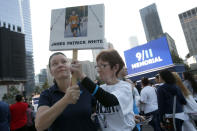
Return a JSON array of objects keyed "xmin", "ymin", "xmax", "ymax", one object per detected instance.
[{"xmin": 95, "ymin": 64, "xmax": 110, "ymax": 70}]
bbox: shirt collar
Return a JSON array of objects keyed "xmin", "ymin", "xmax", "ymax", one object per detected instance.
[{"xmin": 51, "ymin": 84, "xmax": 62, "ymax": 93}]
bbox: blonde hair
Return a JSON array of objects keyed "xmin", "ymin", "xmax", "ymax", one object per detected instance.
[{"xmin": 172, "ymin": 72, "xmax": 190, "ymax": 97}]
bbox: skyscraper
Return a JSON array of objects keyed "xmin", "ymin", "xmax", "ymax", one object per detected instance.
[
  {"xmin": 128, "ymin": 36, "xmax": 139, "ymax": 48},
  {"xmin": 179, "ymin": 7, "xmax": 197, "ymax": 56},
  {"xmin": 163, "ymin": 33, "xmax": 179, "ymax": 57},
  {"xmin": 0, "ymin": 0, "xmax": 35, "ymax": 95},
  {"xmin": 140, "ymin": 3, "xmax": 164, "ymax": 42}
]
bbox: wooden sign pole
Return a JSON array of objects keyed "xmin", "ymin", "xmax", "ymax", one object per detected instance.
[{"xmin": 71, "ymin": 49, "xmax": 78, "ymax": 85}]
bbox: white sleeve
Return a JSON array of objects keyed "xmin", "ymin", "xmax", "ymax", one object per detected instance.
[
  {"xmin": 134, "ymin": 87, "xmax": 140, "ymax": 96},
  {"xmin": 184, "ymin": 95, "xmax": 197, "ymax": 114},
  {"xmin": 140, "ymin": 89, "xmax": 148, "ymax": 103},
  {"xmin": 111, "ymin": 82, "xmax": 133, "ymax": 115}
]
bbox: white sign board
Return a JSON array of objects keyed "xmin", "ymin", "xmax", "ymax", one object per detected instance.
[{"xmin": 49, "ymin": 4, "xmax": 105, "ymax": 51}]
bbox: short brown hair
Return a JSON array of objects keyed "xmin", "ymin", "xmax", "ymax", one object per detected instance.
[
  {"xmin": 141, "ymin": 77, "xmax": 150, "ymax": 86},
  {"xmin": 96, "ymin": 49, "xmax": 125, "ymax": 76}
]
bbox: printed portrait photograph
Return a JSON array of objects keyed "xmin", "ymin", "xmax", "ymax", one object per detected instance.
[{"xmin": 64, "ymin": 6, "xmax": 88, "ymax": 38}]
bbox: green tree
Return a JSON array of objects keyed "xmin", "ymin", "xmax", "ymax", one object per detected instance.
[
  {"xmin": 33, "ymin": 80, "xmax": 49, "ymax": 95},
  {"xmin": 171, "ymin": 51, "xmax": 190, "ymax": 71},
  {"xmin": 2, "ymin": 85, "xmax": 21, "ymax": 104},
  {"xmin": 171, "ymin": 51, "xmax": 184, "ymax": 63},
  {"xmin": 34, "ymin": 86, "xmax": 41, "ymax": 94},
  {"xmin": 42, "ymin": 80, "xmax": 49, "ymax": 90}
]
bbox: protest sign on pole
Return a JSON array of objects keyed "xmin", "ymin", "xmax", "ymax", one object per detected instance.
[
  {"xmin": 49, "ymin": 4, "xmax": 105, "ymax": 85},
  {"xmin": 50, "ymin": 4, "xmax": 105, "ymax": 51}
]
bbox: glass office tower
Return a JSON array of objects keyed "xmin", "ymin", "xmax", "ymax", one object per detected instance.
[
  {"xmin": 179, "ymin": 7, "xmax": 197, "ymax": 56},
  {"xmin": 0, "ymin": 0, "xmax": 35, "ymax": 95},
  {"xmin": 140, "ymin": 3, "xmax": 164, "ymax": 42}
]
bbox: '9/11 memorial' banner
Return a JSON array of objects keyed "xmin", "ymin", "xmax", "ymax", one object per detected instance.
[{"xmin": 124, "ymin": 36, "xmax": 173, "ymax": 76}]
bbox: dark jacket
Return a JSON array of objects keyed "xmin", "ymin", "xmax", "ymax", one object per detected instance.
[
  {"xmin": 0, "ymin": 101, "xmax": 10, "ymax": 131},
  {"xmin": 157, "ymin": 83, "xmax": 186, "ymax": 120}
]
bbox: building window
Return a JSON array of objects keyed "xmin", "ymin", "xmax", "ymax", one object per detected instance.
[
  {"xmin": 193, "ymin": 27, "xmax": 196, "ymax": 31},
  {"xmin": 187, "ymin": 11, "xmax": 191, "ymax": 16},
  {"xmin": 179, "ymin": 14, "xmax": 182, "ymax": 19},
  {"xmin": 191, "ymin": 9, "xmax": 196, "ymax": 15},
  {"xmin": 8, "ymin": 24, "xmax": 11, "ymax": 30},
  {"xmin": 17, "ymin": 26, "xmax": 21, "ymax": 32},
  {"xmin": 3, "ymin": 22, "xmax": 6, "ymax": 27},
  {"xmin": 183, "ymin": 12, "xmax": 187, "ymax": 18},
  {"xmin": 13, "ymin": 25, "xmax": 15, "ymax": 31}
]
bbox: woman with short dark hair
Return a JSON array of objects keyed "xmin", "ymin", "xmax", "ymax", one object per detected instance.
[{"xmin": 72, "ymin": 49, "xmax": 136, "ymax": 131}]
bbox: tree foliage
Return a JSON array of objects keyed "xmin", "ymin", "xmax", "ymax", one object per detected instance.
[
  {"xmin": 33, "ymin": 80, "xmax": 50, "ymax": 94},
  {"xmin": 171, "ymin": 51, "xmax": 190, "ymax": 71},
  {"xmin": 2, "ymin": 85, "xmax": 21, "ymax": 104},
  {"xmin": 42, "ymin": 80, "xmax": 49, "ymax": 90}
]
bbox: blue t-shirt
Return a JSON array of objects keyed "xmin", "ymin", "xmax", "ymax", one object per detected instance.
[{"xmin": 38, "ymin": 84, "xmax": 97, "ymax": 131}]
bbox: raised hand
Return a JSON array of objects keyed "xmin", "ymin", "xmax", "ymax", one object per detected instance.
[
  {"xmin": 65, "ymin": 84, "xmax": 80, "ymax": 104},
  {"xmin": 70, "ymin": 60, "xmax": 86, "ymax": 81}
]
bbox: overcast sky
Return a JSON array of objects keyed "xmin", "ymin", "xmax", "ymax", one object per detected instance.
[{"xmin": 30, "ymin": 0, "xmax": 197, "ymax": 74}]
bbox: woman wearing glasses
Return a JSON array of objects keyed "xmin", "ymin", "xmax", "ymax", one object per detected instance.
[{"xmin": 72, "ymin": 49, "xmax": 136, "ymax": 131}]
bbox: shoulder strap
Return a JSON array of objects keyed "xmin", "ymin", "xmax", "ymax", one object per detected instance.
[{"xmin": 173, "ymin": 96, "xmax": 177, "ymax": 131}]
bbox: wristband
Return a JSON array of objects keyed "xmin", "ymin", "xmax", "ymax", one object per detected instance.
[
  {"xmin": 92, "ymin": 85, "xmax": 99, "ymax": 96},
  {"xmin": 77, "ymin": 81, "xmax": 83, "ymax": 94}
]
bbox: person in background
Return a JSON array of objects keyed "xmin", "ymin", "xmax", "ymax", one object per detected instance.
[
  {"xmin": 35, "ymin": 52, "xmax": 97, "ymax": 131},
  {"xmin": 182, "ymin": 71, "xmax": 197, "ymax": 126},
  {"xmin": 154, "ymin": 74, "xmax": 163, "ymax": 89},
  {"xmin": 157, "ymin": 70, "xmax": 187, "ymax": 131},
  {"xmin": 172, "ymin": 72, "xmax": 197, "ymax": 131},
  {"xmin": 71, "ymin": 49, "xmax": 136, "ymax": 131},
  {"xmin": 155, "ymin": 74, "xmax": 160, "ymax": 84},
  {"xmin": 10, "ymin": 94, "xmax": 28, "ymax": 131},
  {"xmin": 140, "ymin": 77, "xmax": 161, "ymax": 131},
  {"xmin": 183, "ymin": 71, "xmax": 197, "ymax": 102},
  {"xmin": 26, "ymin": 103, "xmax": 36, "ymax": 131},
  {"xmin": 133, "ymin": 81, "xmax": 142, "ymax": 94},
  {"xmin": 0, "ymin": 101, "xmax": 10, "ymax": 131}
]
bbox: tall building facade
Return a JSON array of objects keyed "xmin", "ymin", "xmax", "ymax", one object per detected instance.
[
  {"xmin": 0, "ymin": 0, "xmax": 35, "ymax": 95},
  {"xmin": 179, "ymin": 7, "xmax": 197, "ymax": 56},
  {"xmin": 140, "ymin": 3, "xmax": 164, "ymax": 42},
  {"xmin": 128, "ymin": 36, "xmax": 139, "ymax": 48},
  {"xmin": 163, "ymin": 33, "xmax": 179, "ymax": 57},
  {"xmin": 35, "ymin": 69, "xmax": 47, "ymax": 87}
]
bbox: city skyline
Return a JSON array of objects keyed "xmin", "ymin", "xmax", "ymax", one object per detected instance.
[
  {"xmin": 30, "ymin": 0, "xmax": 197, "ymax": 74},
  {"xmin": 0, "ymin": 0, "xmax": 35, "ymax": 94}
]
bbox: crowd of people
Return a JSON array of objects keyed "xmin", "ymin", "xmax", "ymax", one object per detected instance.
[
  {"xmin": 0, "ymin": 94, "xmax": 36, "ymax": 131},
  {"xmin": 1, "ymin": 49, "xmax": 197, "ymax": 131}
]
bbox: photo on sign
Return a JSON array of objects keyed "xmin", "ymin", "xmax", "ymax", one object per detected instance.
[{"xmin": 65, "ymin": 6, "xmax": 88, "ymax": 38}]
